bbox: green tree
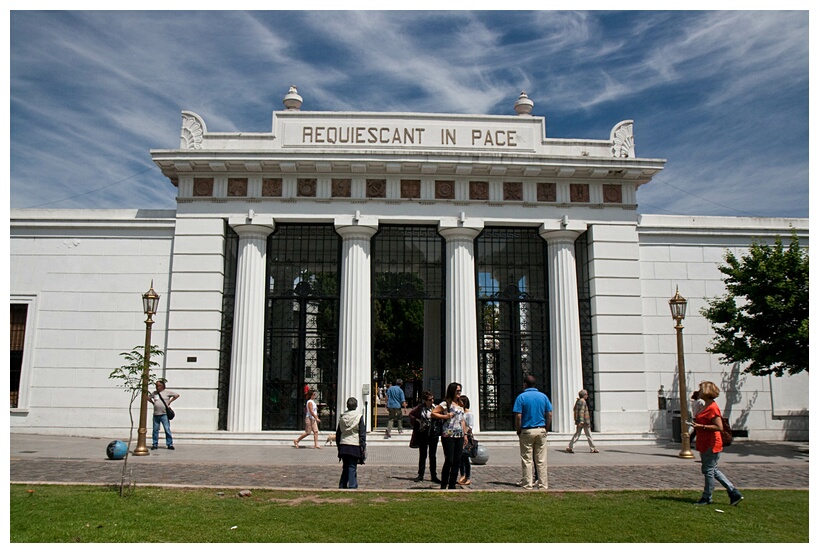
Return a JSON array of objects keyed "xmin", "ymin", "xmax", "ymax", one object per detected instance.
[
  {"xmin": 700, "ymin": 231, "xmax": 808, "ymax": 377},
  {"xmin": 108, "ymin": 345, "xmax": 164, "ymax": 494}
]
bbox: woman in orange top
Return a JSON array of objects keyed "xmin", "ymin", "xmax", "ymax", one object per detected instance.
[{"xmin": 691, "ymin": 381, "xmax": 744, "ymax": 506}]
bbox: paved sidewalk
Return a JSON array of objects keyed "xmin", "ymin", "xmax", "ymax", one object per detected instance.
[{"xmin": 9, "ymin": 433, "xmax": 808, "ymax": 492}]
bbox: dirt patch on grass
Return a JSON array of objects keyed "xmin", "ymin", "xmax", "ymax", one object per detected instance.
[{"xmin": 267, "ymin": 495, "xmax": 354, "ymax": 505}]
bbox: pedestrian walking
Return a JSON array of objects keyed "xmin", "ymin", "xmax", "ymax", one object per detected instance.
[
  {"xmin": 691, "ymin": 381, "xmax": 744, "ymax": 506},
  {"xmin": 513, "ymin": 375, "xmax": 552, "ymax": 490},
  {"xmin": 148, "ymin": 380, "xmax": 179, "ymax": 450},
  {"xmin": 432, "ymin": 382, "xmax": 468, "ymax": 489},
  {"xmin": 409, "ymin": 390, "xmax": 441, "ymax": 483},
  {"xmin": 293, "ymin": 389, "xmax": 322, "ymax": 449},
  {"xmin": 335, "ymin": 397, "xmax": 367, "ymax": 489},
  {"xmin": 384, "ymin": 378, "xmax": 407, "ymax": 438},
  {"xmin": 565, "ymin": 389, "xmax": 599, "ymax": 453}
]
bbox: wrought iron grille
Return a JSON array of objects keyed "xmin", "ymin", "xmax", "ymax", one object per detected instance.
[
  {"xmin": 263, "ymin": 224, "xmax": 341, "ymax": 430},
  {"xmin": 575, "ymin": 231, "xmax": 596, "ymax": 427},
  {"xmin": 10, "ymin": 303, "xmax": 27, "ymax": 409},
  {"xmin": 476, "ymin": 227, "xmax": 550, "ymax": 431},
  {"xmin": 372, "ymin": 225, "xmax": 445, "ymax": 406},
  {"xmin": 217, "ymin": 224, "xmax": 239, "ymax": 430}
]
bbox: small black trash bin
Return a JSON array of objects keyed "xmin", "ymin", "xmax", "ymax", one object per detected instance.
[{"xmin": 672, "ymin": 410, "xmax": 681, "ymax": 443}]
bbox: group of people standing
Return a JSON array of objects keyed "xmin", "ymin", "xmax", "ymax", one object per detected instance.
[{"xmin": 290, "ymin": 377, "xmax": 744, "ymax": 506}]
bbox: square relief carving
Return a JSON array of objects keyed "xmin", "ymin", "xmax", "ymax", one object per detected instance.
[
  {"xmin": 603, "ymin": 184, "xmax": 622, "ymax": 203},
  {"xmin": 297, "ymin": 178, "xmax": 317, "ymax": 197},
  {"xmin": 227, "ymin": 178, "xmax": 248, "ymax": 197},
  {"xmin": 570, "ymin": 183, "xmax": 590, "ymax": 203},
  {"xmin": 401, "ymin": 179, "xmax": 421, "ymax": 199},
  {"xmin": 504, "ymin": 182, "xmax": 523, "ymax": 201},
  {"xmin": 469, "ymin": 181, "xmax": 488, "ymax": 200},
  {"xmin": 332, "ymin": 178, "xmax": 351, "ymax": 197},
  {"xmin": 193, "ymin": 178, "xmax": 214, "ymax": 197},
  {"xmin": 435, "ymin": 180, "xmax": 455, "ymax": 199},
  {"xmin": 262, "ymin": 178, "xmax": 282, "ymax": 197},
  {"xmin": 537, "ymin": 182, "xmax": 556, "ymax": 202},
  {"xmin": 366, "ymin": 179, "xmax": 386, "ymax": 198}
]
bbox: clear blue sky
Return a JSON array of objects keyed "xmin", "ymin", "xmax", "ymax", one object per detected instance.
[{"xmin": 8, "ymin": 10, "xmax": 809, "ymax": 218}]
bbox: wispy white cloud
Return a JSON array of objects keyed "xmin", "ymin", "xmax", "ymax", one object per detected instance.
[{"xmin": 9, "ymin": 10, "xmax": 808, "ymax": 218}]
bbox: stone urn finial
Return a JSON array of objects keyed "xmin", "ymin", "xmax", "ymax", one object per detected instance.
[
  {"xmin": 514, "ymin": 91, "xmax": 534, "ymax": 116},
  {"xmin": 283, "ymin": 85, "xmax": 303, "ymax": 111}
]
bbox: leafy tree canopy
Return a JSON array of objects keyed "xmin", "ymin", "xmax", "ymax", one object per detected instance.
[{"xmin": 700, "ymin": 231, "xmax": 808, "ymax": 377}]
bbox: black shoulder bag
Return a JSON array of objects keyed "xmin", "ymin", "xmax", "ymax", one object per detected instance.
[{"xmin": 158, "ymin": 392, "xmax": 175, "ymax": 420}]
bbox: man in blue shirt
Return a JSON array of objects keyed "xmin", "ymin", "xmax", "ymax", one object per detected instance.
[
  {"xmin": 512, "ymin": 375, "xmax": 553, "ymax": 489},
  {"xmin": 384, "ymin": 378, "xmax": 407, "ymax": 439}
]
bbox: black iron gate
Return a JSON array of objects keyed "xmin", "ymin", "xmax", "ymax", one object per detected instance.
[
  {"xmin": 372, "ymin": 225, "xmax": 445, "ymax": 408},
  {"xmin": 262, "ymin": 224, "xmax": 341, "ymax": 430},
  {"xmin": 476, "ymin": 227, "xmax": 550, "ymax": 431}
]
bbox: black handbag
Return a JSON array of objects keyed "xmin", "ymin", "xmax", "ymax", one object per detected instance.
[
  {"xmin": 158, "ymin": 392, "xmax": 175, "ymax": 420},
  {"xmin": 428, "ymin": 417, "xmax": 443, "ymax": 438}
]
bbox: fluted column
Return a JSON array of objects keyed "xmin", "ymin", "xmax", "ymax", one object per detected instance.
[
  {"xmin": 227, "ymin": 222, "xmax": 275, "ymax": 432},
  {"xmin": 335, "ymin": 223, "xmax": 378, "ymax": 428},
  {"xmin": 439, "ymin": 224, "xmax": 483, "ymax": 432},
  {"xmin": 539, "ymin": 226, "xmax": 585, "ymax": 433}
]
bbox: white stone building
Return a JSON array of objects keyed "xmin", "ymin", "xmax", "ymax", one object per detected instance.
[{"xmin": 10, "ymin": 89, "xmax": 808, "ymax": 443}]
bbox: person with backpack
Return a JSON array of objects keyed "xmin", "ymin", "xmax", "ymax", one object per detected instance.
[{"xmin": 691, "ymin": 381, "xmax": 744, "ymax": 506}]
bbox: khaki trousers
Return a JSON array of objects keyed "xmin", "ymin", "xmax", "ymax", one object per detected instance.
[{"xmin": 518, "ymin": 427, "xmax": 548, "ymax": 489}]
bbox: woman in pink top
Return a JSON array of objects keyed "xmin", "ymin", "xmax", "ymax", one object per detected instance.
[{"xmin": 691, "ymin": 381, "xmax": 743, "ymax": 506}]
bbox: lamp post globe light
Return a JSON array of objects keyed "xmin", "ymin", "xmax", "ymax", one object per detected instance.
[
  {"xmin": 133, "ymin": 282, "xmax": 160, "ymax": 456},
  {"xmin": 669, "ymin": 287, "xmax": 694, "ymax": 459}
]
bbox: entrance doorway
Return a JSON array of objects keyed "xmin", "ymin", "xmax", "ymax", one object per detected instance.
[
  {"xmin": 262, "ymin": 224, "xmax": 341, "ymax": 430},
  {"xmin": 372, "ymin": 225, "xmax": 445, "ymax": 426},
  {"xmin": 476, "ymin": 228, "xmax": 550, "ymax": 430}
]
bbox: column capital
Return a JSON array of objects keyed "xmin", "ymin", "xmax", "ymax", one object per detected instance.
[
  {"xmin": 335, "ymin": 223, "xmax": 378, "ymax": 241},
  {"xmin": 439, "ymin": 225, "xmax": 483, "ymax": 242},
  {"xmin": 229, "ymin": 215, "xmax": 275, "ymax": 239},
  {"xmin": 539, "ymin": 221, "xmax": 587, "ymax": 243}
]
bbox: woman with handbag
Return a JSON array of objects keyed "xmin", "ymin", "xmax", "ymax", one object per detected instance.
[
  {"xmin": 691, "ymin": 381, "xmax": 744, "ymax": 506},
  {"xmin": 409, "ymin": 391, "xmax": 441, "ymax": 484},
  {"xmin": 432, "ymin": 382, "xmax": 468, "ymax": 489},
  {"xmin": 457, "ymin": 395, "xmax": 474, "ymax": 485},
  {"xmin": 148, "ymin": 380, "xmax": 179, "ymax": 450}
]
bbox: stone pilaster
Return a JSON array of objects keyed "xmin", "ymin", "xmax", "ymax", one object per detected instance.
[
  {"xmin": 439, "ymin": 224, "xmax": 483, "ymax": 432},
  {"xmin": 539, "ymin": 226, "xmax": 585, "ymax": 433},
  {"xmin": 335, "ymin": 222, "xmax": 379, "ymax": 427},
  {"xmin": 227, "ymin": 221, "xmax": 275, "ymax": 432}
]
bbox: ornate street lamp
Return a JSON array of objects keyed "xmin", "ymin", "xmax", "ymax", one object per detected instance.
[
  {"xmin": 133, "ymin": 282, "xmax": 160, "ymax": 456},
  {"xmin": 669, "ymin": 287, "xmax": 694, "ymax": 459}
]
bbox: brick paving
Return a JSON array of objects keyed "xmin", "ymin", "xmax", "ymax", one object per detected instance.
[{"xmin": 10, "ymin": 434, "xmax": 808, "ymax": 492}]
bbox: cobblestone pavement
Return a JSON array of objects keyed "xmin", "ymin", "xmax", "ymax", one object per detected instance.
[{"xmin": 10, "ymin": 434, "xmax": 808, "ymax": 492}]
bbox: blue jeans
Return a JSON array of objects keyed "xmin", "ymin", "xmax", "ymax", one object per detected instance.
[
  {"xmin": 339, "ymin": 454, "xmax": 359, "ymax": 489},
  {"xmin": 700, "ymin": 449, "xmax": 738, "ymax": 500},
  {"xmin": 152, "ymin": 414, "xmax": 173, "ymax": 448}
]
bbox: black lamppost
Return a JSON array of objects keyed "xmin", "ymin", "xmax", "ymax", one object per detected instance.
[
  {"xmin": 669, "ymin": 287, "xmax": 694, "ymax": 459},
  {"xmin": 133, "ymin": 282, "xmax": 160, "ymax": 456}
]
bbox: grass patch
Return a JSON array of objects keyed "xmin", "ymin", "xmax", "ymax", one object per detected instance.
[{"xmin": 10, "ymin": 485, "xmax": 808, "ymax": 543}]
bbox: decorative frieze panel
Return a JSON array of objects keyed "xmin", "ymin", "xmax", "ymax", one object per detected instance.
[
  {"xmin": 503, "ymin": 182, "xmax": 523, "ymax": 201},
  {"xmin": 401, "ymin": 179, "xmax": 421, "ymax": 199},
  {"xmin": 227, "ymin": 178, "xmax": 248, "ymax": 197},
  {"xmin": 262, "ymin": 178, "xmax": 282, "ymax": 197},
  {"xmin": 332, "ymin": 178, "xmax": 352, "ymax": 197},
  {"xmin": 366, "ymin": 179, "xmax": 386, "ymax": 198},
  {"xmin": 537, "ymin": 182, "xmax": 557, "ymax": 202},
  {"xmin": 469, "ymin": 181, "xmax": 489, "ymax": 200},
  {"xmin": 570, "ymin": 183, "xmax": 590, "ymax": 203},
  {"xmin": 193, "ymin": 178, "xmax": 214, "ymax": 197},
  {"xmin": 603, "ymin": 184, "xmax": 623, "ymax": 203},
  {"xmin": 297, "ymin": 178, "xmax": 317, "ymax": 197},
  {"xmin": 435, "ymin": 180, "xmax": 455, "ymax": 199}
]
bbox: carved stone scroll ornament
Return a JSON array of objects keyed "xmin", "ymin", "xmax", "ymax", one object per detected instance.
[
  {"xmin": 610, "ymin": 120, "xmax": 635, "ymax": 158},
  {"xmin": 180, "ymin": 111, "xmax": 206, "ymax": 150}
]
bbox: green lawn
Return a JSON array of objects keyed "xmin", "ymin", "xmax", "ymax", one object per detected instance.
[{"xmin": 10, "ymin": 485, "xmax": 808, "ymax": 543}]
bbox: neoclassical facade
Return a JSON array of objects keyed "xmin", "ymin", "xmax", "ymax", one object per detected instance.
[{"xmin": 10, "ymin": 89, "xmax": 808, "ymax": 442}]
